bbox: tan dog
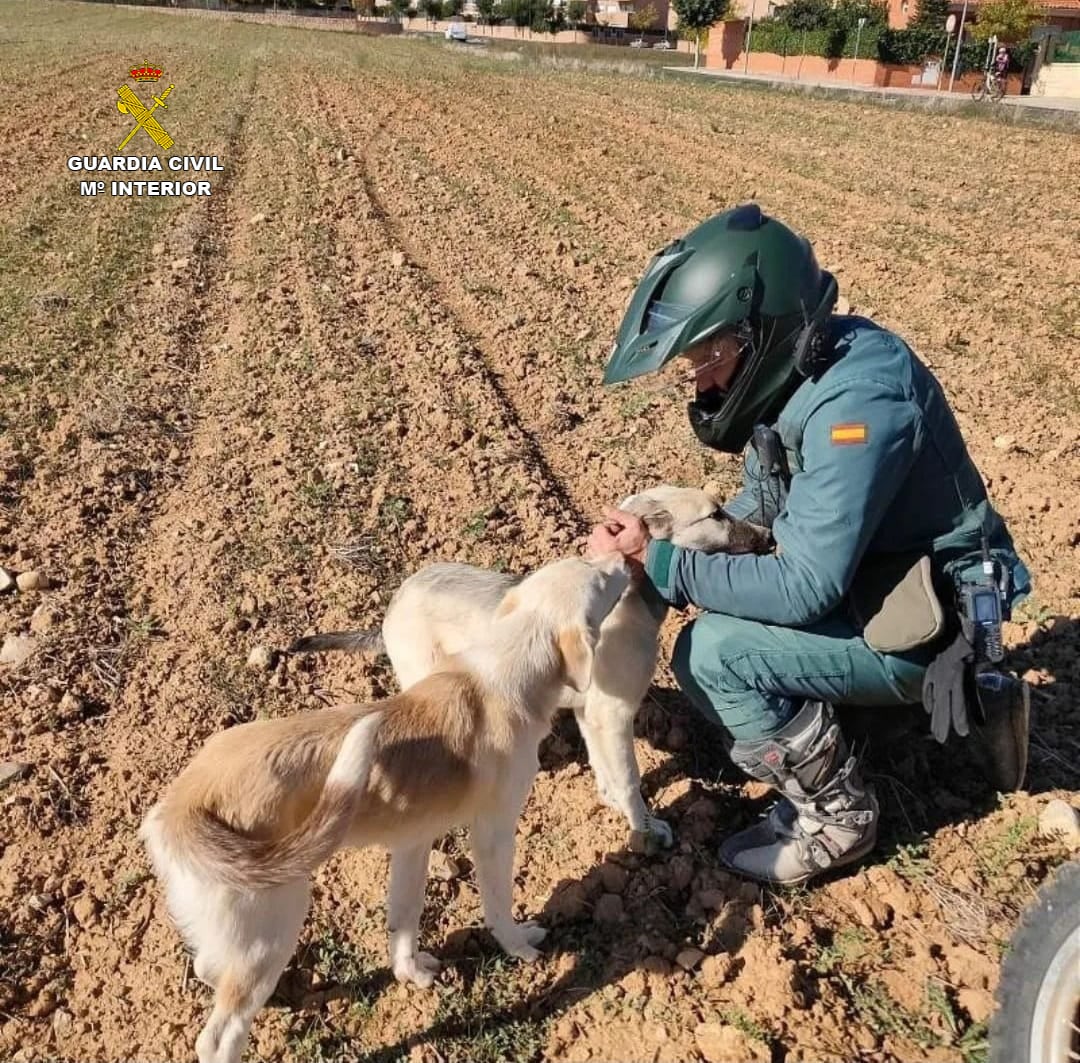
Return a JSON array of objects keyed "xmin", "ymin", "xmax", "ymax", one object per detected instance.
[
  {"xmin": 140, "ymin": 554, "xmax": 631, "ymax": 1063},
  {"xmin": 292, "ymin": 485, "xmax": 771, "ymax": 850}
]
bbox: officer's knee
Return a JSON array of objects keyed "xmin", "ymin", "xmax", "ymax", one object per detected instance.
[
  {"xmin": 672, "ymin": 613, "xmax": 748, "ymax": 690},
  {"xmin": 670, "ymin": 614, "xmax": 791, "ymax": 741}
]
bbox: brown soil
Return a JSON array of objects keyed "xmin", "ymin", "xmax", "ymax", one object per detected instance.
[{"xmin": 1, "ymin": 6, "xmax": 1078, "ymax": 1063}]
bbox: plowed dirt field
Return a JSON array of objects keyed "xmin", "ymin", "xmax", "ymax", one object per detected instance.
[{"xmin": 2, "ymin": 4, "xmax": 1079, "ymax": 1061}]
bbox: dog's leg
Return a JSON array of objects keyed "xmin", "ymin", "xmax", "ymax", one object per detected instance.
[
  {"xmin": 194, "ymin": 881, "xmax": 309, "ymax": 1063},
  {"xmin": 388, "ymin": 842, "xmax": 441, "ymax": 988},
  {"xmin": 470, "ymin": 760, "xmax": 547, "ymax": 961},
  {"xmin": 585, "ymin": 691, "xmax": 674, "ymax": 851},
  {"xmin": 572, "ymin": 702, "xmax": 620, "ymax": 812}
]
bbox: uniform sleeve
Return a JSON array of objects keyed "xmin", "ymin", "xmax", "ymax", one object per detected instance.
[{"xmin": 645, "ymin": 384, "xmax": 920, "ymax": 626}]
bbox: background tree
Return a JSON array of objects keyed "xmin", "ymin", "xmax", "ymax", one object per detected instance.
[
  {"xmin": 566, "ymin": 0, "xmax": 587, "ymax": 25},
  {"xmin": 775, "ymin": 0, "xmax": 830, "ymax": 27},
  {"xmin": 547, "ymin": 2, "xmax": 567, "ymax": 31},
  {"xmin": 441, "ymin": 0, "xmax": 462, "ymax": 16},
  {"xmin": 909, "ymin": 0, "xmax": 948, "ymax": 29},
  {"xmin": 502, "ymin": 0, "xmax": 532, "ymax": 29},
  {"xmin": 628, "ymin": 1, "xmax": 658, "ymax": 36},
  {"xmin": 671, "ymin": 0, "xmax": 728, "ymax": 66},
  {"xmin": 970, "ymin": 0, "xmax": 1042, "ymax": 43}
]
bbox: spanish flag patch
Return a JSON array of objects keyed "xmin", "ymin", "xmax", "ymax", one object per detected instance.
[{"xmin": 830, "ymin": 423, "xmax": 869, "ymax": 446}]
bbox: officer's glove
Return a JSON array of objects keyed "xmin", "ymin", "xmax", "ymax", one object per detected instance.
[{"xmin": 921, "ymin": 621, "xmax": 984, "ymax": 743}]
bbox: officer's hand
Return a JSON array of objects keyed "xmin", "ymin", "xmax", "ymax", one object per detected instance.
[{"xmin": 586, "ymin": 507, "xmax": 651, "ymax": 565}]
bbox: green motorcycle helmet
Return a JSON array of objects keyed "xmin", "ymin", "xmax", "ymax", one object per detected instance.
[{"xmin": 603, "ymin": 203, "xmax": 838, "ymax": 453}]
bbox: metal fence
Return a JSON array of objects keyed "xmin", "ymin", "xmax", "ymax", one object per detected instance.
[{"xmin": 1054, "ymin": 29, "xmax": 1080, "ymax": 64}]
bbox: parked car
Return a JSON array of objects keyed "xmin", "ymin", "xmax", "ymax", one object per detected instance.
[
  {"xmin": 630, "ymin": 37, "xmax": 646, "ymax": 47},
  {"xmin": 445, "ymin": 21, "xmax": 467, "ymax": 41},
  {"xmin": 652, "ymin": 38, "xmax": 672, "ymax": 49}
]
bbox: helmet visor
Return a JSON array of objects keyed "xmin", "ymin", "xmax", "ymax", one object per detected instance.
[{"xmin": 643, "ymin": 299, "xmax": 697, "ymax": 335}]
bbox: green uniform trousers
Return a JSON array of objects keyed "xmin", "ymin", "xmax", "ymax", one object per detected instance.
[{"xmin": 670, "ymin": 610, "xmax": 935, "ymax": 741}]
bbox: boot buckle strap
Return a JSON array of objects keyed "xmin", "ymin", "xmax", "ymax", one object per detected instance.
[
  {"xmin": 830, "ymin": 809, "xmax": 876, "ymax": 828},
  {"xmin": 803, "ymin": 834, "xmax": 838, "ymax": 870}
]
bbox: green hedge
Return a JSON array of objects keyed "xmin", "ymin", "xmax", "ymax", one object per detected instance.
[
  {"xmin": 876, "ymin": 29, "xmax": 1035, "ymax": 69},
  {"xmin": 749, "ymin": 17, "xmax": 1033, "ymax": 69},
  {"xmin": 749, "ymin": 19, "xmax": 883, "ymax": 60}
]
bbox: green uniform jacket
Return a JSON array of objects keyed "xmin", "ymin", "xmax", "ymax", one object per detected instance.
[{"xmin": 645, "ymin": 316, "xmax": 1032, "ymax": 627}]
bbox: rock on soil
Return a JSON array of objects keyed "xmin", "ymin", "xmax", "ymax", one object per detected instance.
[
  {"xmin": 1039, "ymin": 799, "xmax": 1080, "ymax": 848},
  {"xmin": 429, "ymin": 851, "xmax": 461, "ymax": 881},
  {"xmin": 0, "ymin": 761, "xmax": 31, "ymax": 789},
  {"xmin": 1, "ymin": 635, "xmax": 38, "ymax": 666},
  {"xmin": 246, "ymin": 645, "xmax": 276, "ymax": 671},
  {"xmin": 675, "ymin": 947, "xmax": 704, "ymax": 971},
  {"xmin": 15, "ymin": 570, "xmax": 51, "ymax": 592}
]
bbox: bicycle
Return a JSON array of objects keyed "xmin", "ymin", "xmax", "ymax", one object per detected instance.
[{"xmin": 972, "ymin": 68, "xmax": 1006, "ymax": 102}]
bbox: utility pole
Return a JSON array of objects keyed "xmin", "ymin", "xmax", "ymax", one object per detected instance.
[
  {"xmin": 852, "ymin": 15, "xmax": 866, "ymax": 82},
  {"xmin": 744, "ymin": 0, "xmax": 757, "ymax": 74},
  {"xmin": 947, "ymin": 0, "xmax": 969, "ymax": 93}
]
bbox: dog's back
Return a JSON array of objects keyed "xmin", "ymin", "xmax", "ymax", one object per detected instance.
[{"xmin": 384, "ymin": 564, "xmax": 522, "ymax": 688}]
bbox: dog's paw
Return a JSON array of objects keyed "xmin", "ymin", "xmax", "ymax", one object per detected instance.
[
  {"xmin": 629, "ymin": 816, "xmax": 674, "ymax": 854},
  {"xmin": 493, "ymin": 920, "xmax": 547, "ymax": 962},
  {"xmin": 392, "ymin": 951, "xmax": 442, "ymax": 989},
  {"xmin": 646, "ymin": 815, "xmax": 674, "ymax": 848}
]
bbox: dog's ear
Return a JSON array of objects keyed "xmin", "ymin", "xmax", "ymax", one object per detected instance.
[
  {"xmin": 558, "ymin": 626, "xmax": 595, "ymax": 693},
  {"xmin": 702, "ymin": 480, "xmax": 726, "ymax": 507},
  {"xmin": 494, "ymin": 589, "xmax": 520, "ymax": 619},
  {"xmin": 624, "ymin": 500, "xmax": 674, "ymax": 541}
]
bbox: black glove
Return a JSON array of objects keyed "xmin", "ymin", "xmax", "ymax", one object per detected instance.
[{"xmin": 921, "ymin": 622, "xmax": 981, "ymax": 743}]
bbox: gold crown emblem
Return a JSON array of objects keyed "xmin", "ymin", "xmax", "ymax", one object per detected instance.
[{"xmin": 129, "ymin": 62, "xmax": 163, "ymax": 83}]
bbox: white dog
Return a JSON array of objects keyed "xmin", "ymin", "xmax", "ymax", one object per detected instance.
[
  {"xmin": 140, "ymin": 554, "xmax": 630, "ymax": 1063},
  {"xmin": 292, "ymin": 486, "xmax": 771, "ymax": 850}
]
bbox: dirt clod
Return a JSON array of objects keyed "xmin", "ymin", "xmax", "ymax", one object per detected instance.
[
  {"xmin": 593, "ymin": 893, "xmax": 624, "ymax": 925},
  {"xmin": 694, "ymin": 1022, "xmax": 768, "ymax": 1063},
  {"xmin": 71, "ymin": 894, "xmax": 100, "ymax": 929}
]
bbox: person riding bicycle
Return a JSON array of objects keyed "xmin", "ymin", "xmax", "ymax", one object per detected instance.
[
  {"xmin": 993, "ymin": 45, "xmax": 1010, "ymax": 87},
  {"xmin": 588, "ymin": 204, "xmax": 1033, "ymax": 887}
]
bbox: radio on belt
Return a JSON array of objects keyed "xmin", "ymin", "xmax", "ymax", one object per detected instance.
[{"xmin": 961, "ymin": 534, "xmax": 1009, "ymax": 664}]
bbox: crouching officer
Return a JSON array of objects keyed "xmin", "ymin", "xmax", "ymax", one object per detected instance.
[{"xmin": 588, "ymin": 204, "xmax": 1033, "ymax": 887}]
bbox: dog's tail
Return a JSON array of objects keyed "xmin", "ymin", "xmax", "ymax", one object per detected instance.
[
  {"xmin": 141, "ymin": 710, "xmax": 383, "ymax": 892},
  {"xmin": 288, "ymin": 630, "xmax": 386, "ymax": 657}
]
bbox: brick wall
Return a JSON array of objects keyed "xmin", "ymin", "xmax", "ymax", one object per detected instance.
[{"xmin": 706, "ymin": 18, "xmax": 1024, "ymax": 92}]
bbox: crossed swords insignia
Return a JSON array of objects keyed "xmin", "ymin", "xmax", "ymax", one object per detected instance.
[{"xmin": 116, "ymin": 83, "xmax": 176, "ymax": 151}]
